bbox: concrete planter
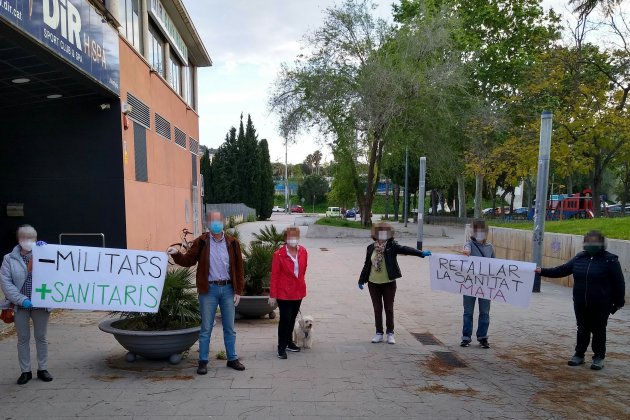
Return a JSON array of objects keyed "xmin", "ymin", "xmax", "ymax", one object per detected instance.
[
  {"xmin": 235, "ymin": 296, "xmax": 277, "ymax": 319},
  {"xmin": 98, "ymin": 318, "xmax": 200, "ymax": 364}
]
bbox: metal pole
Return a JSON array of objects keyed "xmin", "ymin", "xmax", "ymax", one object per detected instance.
[
  {"xmin": 384, "ymin": 179, "xmax": 390, "ymax": 220},
  {"xmin": 417, "ymin": 157, "xmax": 426, "ymax": 250},
  {"xmin": 404, "ymin": 147, "xmax": 409, "ymax": 227},
  {"xmin": 285, "ymin": 139, "xmax": 289, "ymax": 214},
  {"xmin": 532, "ymin": 110, "xmax": 553, "ymax": 293}
]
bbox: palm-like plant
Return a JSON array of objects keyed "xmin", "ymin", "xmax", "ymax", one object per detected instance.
[
  {"xmin": 243, "ymin": 225, "xmax": 285, "ymax": 295},
  {"xmin": 251, "ymin": 224, "xmax": 284, "ymax": 249},
  {"xmin": 114, "ymin": 267, "xmax": 200, "ymax": 331}
]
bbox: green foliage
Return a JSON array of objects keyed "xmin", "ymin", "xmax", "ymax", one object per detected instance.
[
  {"xmin": 315, "ymin": 217, "xmax": 369, "ymax": 229},
  {"xmin": 205, "ymin": 115, "xmax": 274, "ymax": 220},
  {"xmin": 216, "ymin": 350, "xmax": 227, "ymax": 360},
  {"xmin": 489, "ymin": 218, "xmax": 630, "ymax": 240},
  {"xmin": 257, "ymin": 139, "xmax": 275, "ymax": 220},
  {"xmin": 251, "ymin": 224, "xmax": 285, "ymax": 249},
  {"xmin": 113, "ymin": 268, "xmax": 200, "ymax": 331},
  {"xmin": 298, "ymin": 175, "xmax": 329, "ymax": 204},
  {"xmin": 243, "ymin": 225, "xmax": 284, "ymax": 296}
]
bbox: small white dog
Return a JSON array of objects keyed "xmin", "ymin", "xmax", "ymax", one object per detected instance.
[{"xmin": 293, "ymin": 315, "xmax": 314, "ymax": 349}]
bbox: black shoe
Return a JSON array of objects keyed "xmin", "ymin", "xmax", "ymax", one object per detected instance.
[
  {"xmin": 460, "ymin": 340, "xmax": 470, "ymax": 347},
  {"xmin": 17, "ymin": 372, "xmax": 32, "ymax": 385},
  {"xmin": 479, "ymin": 339, "xmax": 490, "ymax": 349},
  {"xmin": 37, "ymin": 370, "xmax": 53, "ymax": 382},
  {"xmin": 197, "ymin": 361, "xmax": 208, "ymax": 375},
  {"xmin": 287, "ymin": 343, "xmax": 301, "ymax": 352},
  {"xmin": 227, "ymin": 359, "xmax": 246, "ymax": 371},
  {"xmin": 277, "ymin": 346, "xmax": 288, "ymax": 359}
]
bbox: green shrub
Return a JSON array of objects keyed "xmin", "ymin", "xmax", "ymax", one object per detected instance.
[{"xmin": 113, "ymin": 267, "xmax": 200, "ymax": 331}]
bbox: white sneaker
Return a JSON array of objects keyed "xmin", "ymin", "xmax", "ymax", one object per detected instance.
[
  {"xmin": 387, "ymin": 333, "xmax": 396, "ymax": 344},
  {"xmin": 371, "ymin": 333, "xmax": 384, "ymax": 343}
]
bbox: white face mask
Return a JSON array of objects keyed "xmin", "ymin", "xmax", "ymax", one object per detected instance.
[
  {"xmin": 474, "ymin": 231, "xmax": 486, "ymax": 241},
  {"xmin": 377, "ymin": 231, "xmax": 390, "ymax": 241},
  {"xmin": 19, "ymin": 240, "xmax": 35, "ymax": 252},
  {"xmin": 287, "ymin": 239, "xmax": 299, "ymax": 247}
]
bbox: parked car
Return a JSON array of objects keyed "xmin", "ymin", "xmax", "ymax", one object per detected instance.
[
  {"xmin": 345, "ymin": 209, "xmax": 357, "ymax": 219},
  {"xmin": 513, "ymin": 207, "xmax": 528, "ymax": 215},
  {"xmin": 607, "ymin": 204, "xmax": 630, "ymax": 213},
  {"xmin": 290, "ymin": 205, "xmax": 304, "ymax": 213},
  {"xmin": 326, "ymin": 206, "xmax": 342, "ymax": 217},
  {"xmin": 272, "ymin": 205, "xmax": 285, "ymax": 213}
]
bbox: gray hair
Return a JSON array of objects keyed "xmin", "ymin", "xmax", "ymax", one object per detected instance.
[{"xmin": 16, "ymin": 224, "xmax": 37, "ymax": 239}]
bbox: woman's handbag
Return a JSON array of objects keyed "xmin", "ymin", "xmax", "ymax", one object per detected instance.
[{"xmin": 1, "ymin": 305, "xmax": 14, "ymax": 323}]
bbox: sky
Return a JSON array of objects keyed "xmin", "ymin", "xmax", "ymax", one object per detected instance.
[{"xmin": 181, "ymin": 0, "xmax": 625, "ymax": 165}]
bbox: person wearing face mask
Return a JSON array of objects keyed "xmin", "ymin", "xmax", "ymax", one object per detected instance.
[
  {"xmin": 167, "ymin": 211, "xmax": 246, "ymax": 374},
  {"xmin": 269, "ymin": 227, "xmax": 308, "ymax": 359},
  {"xmin": 0, "ymin": 225, "xmax": 53, "ymax": 385},
  {"xmin": 461, "ymin": 219, "xmax": 495, "ymax": 349},
  {"xmin": 536, "ymin": 230, "xmax": 625, "ymax": 370},
  {"xmin": 358, "ymin": 223, "xmax": 431, "ymax": 344}
]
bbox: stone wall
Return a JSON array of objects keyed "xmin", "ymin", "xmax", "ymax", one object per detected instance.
[{"xmin": 483, "ymin": 226, "xmax": 630, "ymax": 299}]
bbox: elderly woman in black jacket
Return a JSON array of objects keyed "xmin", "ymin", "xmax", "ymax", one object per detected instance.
[
  {"xmin": 358, "ymin": 223, "xmax": 431, "ymax": 344},
  {"xmin": 536, "ymin": 230, "xmax": 625, "ymax": 370}
]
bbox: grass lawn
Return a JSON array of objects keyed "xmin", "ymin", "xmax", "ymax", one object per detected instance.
[
  {"xmin": 489, "ymin": 218, "xmax": 630, "ymax": 240},
  {"xmin": 315, "ymin": 217, "xmax": 369, "ymax": 229}
]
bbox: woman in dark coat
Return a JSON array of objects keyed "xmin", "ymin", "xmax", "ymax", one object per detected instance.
[
  {"xmin": 358, "ymin": 223, "xmax": 431, "ymax": 344},
  {"xmin": 536, "ymin": 230, "xmax": 625, "ymax": 370}
]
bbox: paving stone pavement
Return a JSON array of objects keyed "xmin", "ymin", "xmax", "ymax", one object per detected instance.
[{"xmin": 0, "ymin": 215, "xmax": 628, "ymax": 419}]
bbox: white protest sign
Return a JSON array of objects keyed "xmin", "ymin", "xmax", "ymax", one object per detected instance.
[
  {"xmin": 31, "ymin": 245, "xmax": 168, "ymax": 312},
  {"xmin": 429, "ymin": 253, "xmax": 535, "ymax": 308}
]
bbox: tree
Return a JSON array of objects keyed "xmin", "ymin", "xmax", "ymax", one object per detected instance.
[
  {"xmin": 238, "ymin": 114, "xmax": 262, "ymax": 211},
  {"xmin": 200, "ymin": 148, "xmax": 212, "ymax": 204},
  {"xmin": 328, "ymin": 160, "xmax": 357, "ymax": 208},
  {"xmin": 208, "ymin": 128, "xmax": 240, "ymax": 204},
  {"xmin": 270, "ymin": 0, "xmax": 467, "ymax": 226},
  {"xmin": 257, "ymin": 139, "xmax": 275, "ymax": 220},
  {"xmin": 298, "ymin": 175, "xmax": 329, "ymax": 204}
]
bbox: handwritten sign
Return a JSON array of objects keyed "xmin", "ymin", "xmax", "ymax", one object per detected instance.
[
  {"xmin": 31, "ymin": 245, "xmax": 167, "ymax": 312},
  {"xmin": 429, "ymin": 253, "xmax": 535, "ymax": 308}
]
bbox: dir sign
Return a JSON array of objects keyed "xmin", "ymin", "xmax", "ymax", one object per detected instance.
[
  {"xmin": 0, "ymin": 0, "xmax": 120, "ymax": 94},
  {"xmin": 32, "ymin": 245, "xmax": 167, "ymax": 312}
]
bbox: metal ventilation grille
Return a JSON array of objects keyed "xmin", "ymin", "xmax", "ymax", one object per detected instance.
[
  {"xmin": 189, "ymin": 137, "xmax": 199, "ymax": 154},
  {"xmin": 127, "ymin": 93, "xmax": 150, "ymax": 129},
  {"xmin": 155, "ymin": 113, "xmax": 171, "ymax": 140},
  {"xmin": 174, "ymin": 127, "xmax": 187, "ymax": 148}
]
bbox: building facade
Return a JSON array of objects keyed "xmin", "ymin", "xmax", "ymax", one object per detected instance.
[{"xmin": 0, "ymin": 0, "xmax": 211, "ymax": 252}]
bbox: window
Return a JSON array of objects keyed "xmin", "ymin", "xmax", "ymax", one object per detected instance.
[
  {"xmin": 169, "ymin": 52, "xmax": 181, "ymax": 95},
  {"xmin": 148, "ymin": 25, "xmax": 164, "ymax": 76},
  {"xmin": 182, "ymin": 66, "xmax": 194, "ymax": 106},
  {"xmin": 155, "ymin": 113, "xmax": 171, "ymax": 140},
  {"xmin": 121, "ymin": 0, "xmax": 142, "ymax": 52},
  {"xmin": 174, "ymin": 127, "xmax": 187, "ymax": 148}
]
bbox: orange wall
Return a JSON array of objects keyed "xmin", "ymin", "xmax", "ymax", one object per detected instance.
[{"xmin": 119, "ymin": 38, "xmax": 202, "ymax": 251}]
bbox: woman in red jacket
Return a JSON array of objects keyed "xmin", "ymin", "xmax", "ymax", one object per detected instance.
[{"xmin": 269, "ymin": 227, "xmax": 308, "ymax": 359}]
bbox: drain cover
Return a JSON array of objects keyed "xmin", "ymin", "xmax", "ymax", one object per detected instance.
[
  {"xmin": 433, "ymin": 351, "xmax": 467, "ymax": 368},
  {"xmin": 411, "ymin": 332, "xmax": 443, "ymax": 346},
  {"xmin": 319, "ymin": 248, "xmax": 329, "ymax": 251}
]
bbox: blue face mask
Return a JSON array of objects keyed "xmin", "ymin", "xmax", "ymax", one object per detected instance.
[{"xmin": 210, "ymin": 221, "xmax": 224, "ymax": 234}]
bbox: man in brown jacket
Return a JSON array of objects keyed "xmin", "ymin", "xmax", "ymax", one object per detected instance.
[{"xmin": 167, "ymin": 211, "xmax": 246, "ymax": 374}]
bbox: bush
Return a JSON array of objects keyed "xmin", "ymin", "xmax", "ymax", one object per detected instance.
[
  {"xmin": 113, "ymin": 267, "xmax": 200, "ymax": 331},
  {"xmin": 243, "ymin": 224, "xmax": 284, "ymax": 295}
]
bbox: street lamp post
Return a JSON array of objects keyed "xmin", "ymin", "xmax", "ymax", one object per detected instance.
[
  {"xmin": 532, "ymin": 110, "xmax": 553, "ymax": 293},
  {"xmin": 404, "ymin": 147, "xmax": 409, "ymax": 228},
  {"xmin": 285, "ymin": 139, "xmax": 290, "ymax": 214},
  {"xmin": 417, "ymin": 157, "xmax": 426, "ymax": 250}
]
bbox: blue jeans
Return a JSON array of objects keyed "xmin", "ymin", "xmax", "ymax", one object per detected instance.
[
  {"xmin": 462, "ymin": 295, "xmax": 490, "ymax": 341},
  {"xmin": 198, "ymin": 284, "xmax": 237, "ymax": 362}
]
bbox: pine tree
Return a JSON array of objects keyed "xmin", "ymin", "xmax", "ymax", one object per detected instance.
[
  {"xmin": 238, "ymin": 114, "xmax": 261, "ymax": 212},
  {"xmin": 257, "ymin": 139, "xmax": 275, "ymax": 219},
  {"xmin": 200, "ymin": 148, "xmax": 212, "ymax": 203}
]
